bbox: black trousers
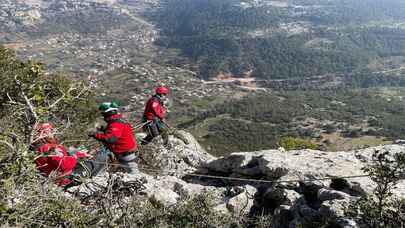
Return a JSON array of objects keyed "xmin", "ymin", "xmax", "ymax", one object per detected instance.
[
  {"xmin": 64, "ymin": 150, "xmax": 108, "ymax": 189},
  {"xmin": 141, "ymin": 120, "xmax": 168, "ymax": 145}
]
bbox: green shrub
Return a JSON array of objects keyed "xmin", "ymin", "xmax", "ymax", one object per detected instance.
[
  {"xmin": 346, "ymin": 149, "xmax": 405, "ymax": 227},
  {"xmin": 279, "ymin": 137, "xmax": 317, "ymax": 151}
]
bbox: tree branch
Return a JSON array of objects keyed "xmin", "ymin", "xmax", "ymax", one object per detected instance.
[
  {"xmin": 14, "ymin": 75, "xmax": 39, "ymax": 122},
  {"xmin": 0, "ymin": 140, "xmax": 15, "ymax": 152},
  {"xmin": 48, "ymin": 91, "xmax": 66, "ymax": 109}
]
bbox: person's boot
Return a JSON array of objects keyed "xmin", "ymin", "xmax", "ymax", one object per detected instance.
[
  {"xmin": 125, "ymin": 161, "xmax": 139, "ymax": 174},
  {"xmin": 162, "ymin": 130, "xmax": 171, "ymax": 149},
  {"xmin": 141, "ymin": 135, "xmax": 154, "ymax": 145}
]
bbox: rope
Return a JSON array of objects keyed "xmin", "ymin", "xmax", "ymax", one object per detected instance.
[
  {"xmin": 31, "ymin": 130, "xmax": 372, "ymax": 185},
  {"xmin": 133, "ymin": 120, "xmax": 152, "ymax": 130},
  {"xmin": 83, "ymin": 159, "xmax": 371, "ymax": 184}
]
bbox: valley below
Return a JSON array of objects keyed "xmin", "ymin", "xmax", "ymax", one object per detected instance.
[{"xmin": 2, "ymin": 0, "xmax": 405, "ymax": 156}]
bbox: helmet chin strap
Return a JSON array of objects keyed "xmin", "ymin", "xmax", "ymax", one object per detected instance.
[{"xmin": 102, "ymin": 110, "xmax": 118, "ymax": 119}]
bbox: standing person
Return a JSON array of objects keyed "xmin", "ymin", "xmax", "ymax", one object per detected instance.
[
  {"xmin": 89, "ymin": 102, "xmax": 139, "ymax": 174},
  {"xmin": 141, "ymin": 86, "xmax": 170, "ymax": 147},
  {"xmin": 33, "ymin": 123, "xmax": 106, "ymax": 188}
]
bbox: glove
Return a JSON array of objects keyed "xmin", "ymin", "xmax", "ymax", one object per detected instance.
[
  {"xmin": 74, "ymin": 150, "xmax": 91, "ymax": 159},
  {"xmin": 97, "ymin": 125, "xmax": 106, "ymax": 132},
  {"xmin": 87, "ymin": 128, "xmax": 97, "ymax": 138}
]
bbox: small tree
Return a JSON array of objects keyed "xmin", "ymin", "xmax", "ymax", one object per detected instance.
[
  {"xmin": 346, "ymin": 149, "xmax": 405, "ymax": 227},
  {"xmin": 0, "ymin": 46, "xmax": 96, "ymax": 145},
  {"xmin": 0, "ymin": 46, "xmax": 97, "ymax": 226}
]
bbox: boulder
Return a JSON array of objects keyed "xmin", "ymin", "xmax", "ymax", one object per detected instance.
[
  {"xmin": 213, "ymin": 203, "xmax": 230, "ymax": 215},
  {"xmin": 138, "ymin": 130, "xmax": 215, "ymax": 174},
  {"xmin": 148, "ymin": 188, "xmax": 179, "ymax": 207},
  {"xmin": 285, "ymin": 189, "xmax": 301, "ymax": 205},
  {"xmin": 317, "ymin": 188, "xmax": 351, "ymax": 201},
  {"xmin": 336, "ymin": 218, "xmax": 359, "ymax": 228},
  {"xmin": 319, "ymin": 199, "xmax": 351, "ymax": 219},
  {"xmin": 226, "ymin": 185, "xmax": 257, "ymax": 215},
  {"xmin": 173, "ymin": 130, "xmax": 216, "ymax": 167},
  {"xmin": 173, "ymin": 181, "xmax": 225, "ymax": 199}
]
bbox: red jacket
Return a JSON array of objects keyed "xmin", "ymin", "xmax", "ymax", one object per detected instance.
[
  {"xmin": 144, "ymin": 95, "xmax": 166, "ymax": 121},
  {"xmin": 35, "ymin": 143, "xmax": 77, "ymax": 186},
  {"xmin": 94, "ymin": 114, "xmax": 137, "ymax": 154}
]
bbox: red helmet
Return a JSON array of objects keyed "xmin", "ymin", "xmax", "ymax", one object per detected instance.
[
  {"xmin": 38, "ymin": 122, "xmax": 54, "ymax": 132},
  {"xmin": 155, "ymin": 86, "xmax": 169, "ymax": 95},
  {"xmin": 35, "ymin": 122, "xmax": 54, "ymax": 141}
]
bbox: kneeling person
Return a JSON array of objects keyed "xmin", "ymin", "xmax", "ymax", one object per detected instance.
[{"xmin": 90, "ymin": 102, "xmax": 138, "ymax": 174}]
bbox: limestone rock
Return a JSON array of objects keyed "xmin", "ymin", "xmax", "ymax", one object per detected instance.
[
  {"xmin": 173, "ymin": 181, "xmax": 225, "ymax": 199},
  {"xmin": 285, "ymin": 189, "xmax": 301, "ymax": 205},
  {"xmin": 319, "ymin": 199, "xmax": 351, "ymax": 219},
  {"xmin": 317, "ymin": 188, "xmax": 351, "ymax": 201},
  {"xmin": 148, "ymin": 188, "xmax": 179, "ymax": 207},
  {"xmin": 336, "ymin": 218, "xmax": 359, "ymax": 228},
  {"xmin": 330, "ymin": 178, "xmax": 367, "ymax": 196},
  {"xmin": 65, "ymin": 141, "xmax": 404, "ymax": 227},
  {"xmin": 138, "ymin": 130, "xmax": 215, "ymax": 174},
  {"xmin": 204, "ymin": 145, "xmax": 405, "ymax": 198},
  {"xmin": 213, "ymin": 203, "xmax": 230, "ymax": 215},
  {"xmin": 226, "ymin": 185, "xmax": 257, "ymax": 215}
]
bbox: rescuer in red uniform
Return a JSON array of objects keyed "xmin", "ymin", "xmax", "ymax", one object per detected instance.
[
  {"xmin": 33, "ymin": 123, "xmax": 106, "ymax": 188},
  {"xmin": 141, "ymin": 86, "xmax": 170, "ymax": 147},
  {"xmin": 89, "ymin": 102, "xmax": 138, "ymax": 174}
]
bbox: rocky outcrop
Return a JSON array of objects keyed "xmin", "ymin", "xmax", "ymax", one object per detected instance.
[
  {"xmin": 70, "ymin": 132, "xmax": 405, "ymax": 228},
  {"xmin": 203, "ymin": 145, "xmax": 405, "ymax": 198},
  {"xmin": 137, "ymin": 130, "xmax": 215, "ymax": 175},
  {"xmin": 200, "ymin": 144, "xmax": 405, "ymax": 227}
]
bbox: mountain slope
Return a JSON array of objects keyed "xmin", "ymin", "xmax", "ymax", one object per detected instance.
[{"xmin": 152, "ymin": 0, "xmax": 405, "ymax": 80}]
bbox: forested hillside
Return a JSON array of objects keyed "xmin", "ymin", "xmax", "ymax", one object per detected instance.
[
  {"xmin": 3, "ymin": 0, "xmax": 405, "ymax": 156},
  {"xmin": 1, "ymin": 47, "xmax": 404, "ymax": 228},
  {"xmin": 152, "ymin": 0, "xmax": 405, "ymax": 80},
  {"xmin": 177, "ymin": 88, "xmax": 405, "ymax": 156}
]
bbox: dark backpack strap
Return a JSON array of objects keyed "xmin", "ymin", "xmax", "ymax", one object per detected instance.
[
  {"xmin": 110, "ymin": 118, "xmax": 126, "ymax": 124},
  {"xmin": 152, "ymin": 95, "xmax": 163, "ymax": 105}
]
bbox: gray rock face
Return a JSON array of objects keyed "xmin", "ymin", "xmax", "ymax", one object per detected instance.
[
  {"xmin": 204, "ymin": 145, "xmax": 405, "ymax": 198},
  {"xmin": 201, "ymin": 144, "xmax": 405, "ymax": 227},
  {"xmin": 226, "ymin": 185, "xmax": 257, "ymax": 215},
  {"xmin": 148, "ymin": 187, "xmax": 179, "ymax": 207},
  {"xmin": 319, "ymin": 199, "xmax": 351, "ymax": 219},
  {"xmin": 68, "ymin": 140, "xmax": 404, "ymax": 227},
  {"xmin": 317, "ymin": 188, "xmax": 351, "ymax": 202},
  {"xmin": 284, "ymin": 189, "xmax": 301, "ymax": 205},
  {"xmin": 137, "ymin": 130, "xmax": 215, "ymax": 175}
]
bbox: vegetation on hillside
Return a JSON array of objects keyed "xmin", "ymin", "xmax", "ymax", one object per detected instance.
[
  {"xmin": 179, "ymin": 88, "xmax": 405, "ymax": 156},
  {"xmin": 31, "ymin": 10, "xmax": 131, "ymax": 36},
  {"xmin": 0, "ymin": 46, "xmax": 96, "ymax": 142},
  {"xmin": 346, "ymin": 149, "xmax": 405, "ymax": 227},
  {"xmin": 0, "ymin": 46, "xmax": 271, "ymax": 227},
  {"xmin": 1, "ymin": 33, "xmax": 405, "ymax": 226},
  {"xmin": 152, "ymin": 0, "xmax": 405, "ymax": 79}
]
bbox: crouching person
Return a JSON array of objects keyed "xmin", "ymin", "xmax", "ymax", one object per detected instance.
[
  {"xmin": 32, "ymin": 123, "xmax": 107, "ymax": 188},
  {"xmin": 89, "ymin": 102, "xmax": 139, "ymax": 174}
]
